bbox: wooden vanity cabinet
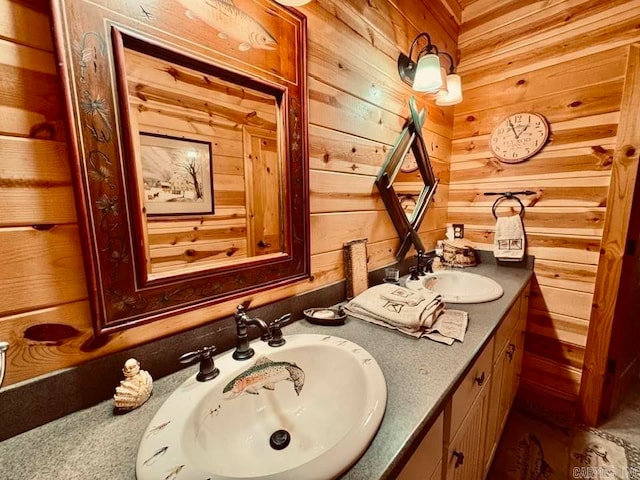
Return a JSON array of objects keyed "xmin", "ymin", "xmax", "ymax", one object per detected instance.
[
  {"xmin": 443, "ymin": 337, "xmax": 493, "ymax": 480},
  {"xmin": 397, "ymin": 412, "xmax": 444, "ymax": 480},
  {"xmin": 397, "ymin": 282, "xmax": 530, "ymax": 480},
  {"xmin": 483, "ymin": 286, "xmax": 530, "ymax": 477}
]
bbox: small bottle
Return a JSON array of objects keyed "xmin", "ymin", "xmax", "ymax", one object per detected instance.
[{"xmin": 435, "ymin": 240, "xmax": 444, "ymax": 257}]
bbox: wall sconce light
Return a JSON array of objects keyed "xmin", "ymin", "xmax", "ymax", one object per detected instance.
[{"xmin": 398, "ymin": 33, "xmax": 463, "ymax": 106}]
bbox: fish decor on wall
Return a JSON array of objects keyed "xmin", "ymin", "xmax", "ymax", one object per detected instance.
[
  {"xmin": 177, "ymin": 0, "xmax": 278, "ymax": 52},
  {"xmin": 223, "ymin": 356, "xmax": 305, "ymax": 398}
]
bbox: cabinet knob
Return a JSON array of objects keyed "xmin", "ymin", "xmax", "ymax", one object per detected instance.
[
  {"xmin": 506, "ymin": 343, "xmax": 516, "ymax": 362},
  {"xmin": 452, "ymin": 450, "xmax": 465, "ymax": 468},
  {"xmin": 474, "ymin": 371, "xmax": 486, "ymax": 386}
]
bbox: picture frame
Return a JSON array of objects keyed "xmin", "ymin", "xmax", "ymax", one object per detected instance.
[{"xmin": 139, "ymin": 133, "xmax": 214, "ymax": 216}]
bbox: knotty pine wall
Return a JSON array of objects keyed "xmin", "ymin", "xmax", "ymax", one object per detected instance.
[
  {"xmin": 0, "ymin": 0, "xmax": 456, "ymax": 386},
  {"xmin": 450, "ymin": 0, "xmax": 640, "ymax": 414}
]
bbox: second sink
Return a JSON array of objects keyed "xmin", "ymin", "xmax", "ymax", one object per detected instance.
[{"xmin": 405, "ymin": 269, "xmax": 504, "ymax": 303}]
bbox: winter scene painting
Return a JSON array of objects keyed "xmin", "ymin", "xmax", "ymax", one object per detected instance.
[{"xmin": 139, "ymin": 133, "xmax": 214, "ymax": 216}]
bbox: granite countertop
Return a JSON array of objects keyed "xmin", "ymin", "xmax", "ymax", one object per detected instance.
[{"xmin": 0, "ymin": 260, "xmax": 532, "ymax": 479}]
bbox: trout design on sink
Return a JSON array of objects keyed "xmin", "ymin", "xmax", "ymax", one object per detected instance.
[{"xmin": 223, "ymin": 356, "xmax": 305, "ymax": 399}]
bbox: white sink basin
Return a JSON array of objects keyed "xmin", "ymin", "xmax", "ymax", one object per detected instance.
[
  {"xmin": 405, "ymin": 269, "xmax": 504, "ymax": 303},
  {"xmin": 136, "ymin": 334, "xmax": 386, "ymax": 480}
]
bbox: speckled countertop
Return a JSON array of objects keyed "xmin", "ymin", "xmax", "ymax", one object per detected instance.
[{"xmin": 0, "ymin": 260, "xmax": 532, "ymax": 480}]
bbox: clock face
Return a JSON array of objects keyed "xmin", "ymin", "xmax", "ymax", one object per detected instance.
[{"xmin": 489, "ymin": 113, "xmax": 549, "ymax": 163}]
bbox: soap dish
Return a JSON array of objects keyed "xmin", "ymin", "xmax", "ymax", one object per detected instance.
[{"xmin": 303, "ymin": 307, "xmax": 346, "ymax": 326}]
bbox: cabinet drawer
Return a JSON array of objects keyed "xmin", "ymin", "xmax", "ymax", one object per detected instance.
[
  {"xmin": 493, "ymin": 298, "xmax": 520, "ymax": 363},
  {"xmin": 398, "ymin": 412, "xmax": 444, "ymax": 480},
  {"xmin": 450, "ymin": 338, "xmax": 493, "ymax": 439}
]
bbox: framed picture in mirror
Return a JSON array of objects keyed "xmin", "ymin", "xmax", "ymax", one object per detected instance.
[
  {"xmin": 139, "ymin": 133, "xmax": 214, "ymax": 216},
  {"xmin": 50, "ymin": 0, "xmax": 310, "ymax": 336}
]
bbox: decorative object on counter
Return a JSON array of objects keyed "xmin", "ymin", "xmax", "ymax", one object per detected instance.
[
  {"xmin": 383, "ymin": 267, "xmax": 400, "ymax": 284},
  {"xmin": 397, "ymin": 32, "xmax": 463, "ymax": 105},
  {"xmin": 441, "ymin": 239, "xmax": 477, "ymax": 267},
  {"xmin": 344, "ymin": 238, "xmax": 369, "ymax": 299},
  {"xmin": 0, "ymin": 341, "xmax": 8, "ymax": 389},
  {"xmin": 178, "ymin": 345, "xmax": 220, "ymax": 382},
  {"xmin": 113, "ymin": 358, "xmax": 153, "ymax": 413},
  {"xmin": 490, "ymin": 112, "xmax": 550, "ymax": 163},
  {"xmin": 303, "ymin": 307, "xmax": 347, "ymax": 326},
  {"xmin": 485, "ymin": 191, "xmax": 534, "ymax": 262},
  {"xmin": 376, "ymin": 98, "xmax": 439, "ymax": 261}
]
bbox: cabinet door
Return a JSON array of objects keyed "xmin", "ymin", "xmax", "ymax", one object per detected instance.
[
  {"xmin": 398, "ymin": 413, "xmax": 444, "ymax": 480},
  {"xmin": 446, "ymin": 386, "xmax": 489, "ymax": 480},
  {"xmin": 483, "ymin": 353, "xmax": 506, "ymax": 476}
]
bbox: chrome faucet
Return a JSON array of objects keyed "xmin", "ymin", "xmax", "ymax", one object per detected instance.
[
  {"xmin": 233, "ymin": 305, "xmax": 272, "ymax": 360},
  {"xmin": 0, "ymin": 341, "xmax": 9, "ymax": 389}
]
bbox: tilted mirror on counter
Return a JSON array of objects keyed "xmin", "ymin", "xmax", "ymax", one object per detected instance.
[
  {"xmin": 51, "ymin": 0, "xmax": 310, "ymax": 336},
  {"xmin": 375, "ymin": 98, "xmax": 438, "ymax": 261}
]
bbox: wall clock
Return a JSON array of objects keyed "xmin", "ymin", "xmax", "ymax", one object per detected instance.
[
  {"xmin": 399, "ymin": 153, "xmax": 419, "ymax": 173},
  {"xmin": 489, "ymin": 112, "xmax": 549, "ymax": 163}
]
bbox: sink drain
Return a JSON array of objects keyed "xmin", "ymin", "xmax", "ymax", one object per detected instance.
[{"xmin": 269, "ymin": 429, "xmax": 291, "ymax": 450}]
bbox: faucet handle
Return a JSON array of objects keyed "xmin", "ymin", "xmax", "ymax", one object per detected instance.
[
  {"xmin": 179, "ymin": 345, "xmax": 220, "ymax": 382},
  {"xmin": 409, "ymin": 266, "xmax": 420, "ymax": 281},
  {"xmin": 268, "ymin": 313, "xmax": 290, "ymax": 347}
]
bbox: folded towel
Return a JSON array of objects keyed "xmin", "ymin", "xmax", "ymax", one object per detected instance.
[
  {"xmin": 343, "ymin": 284, "xmax": 444, "ymax": 336},
  {"xmin": 494, "ymin": 214, "xmax": 525, "ymax": 261},
  {"xmin": 423, "ymin": 309, "xmax": 469, "ymax": 345}
]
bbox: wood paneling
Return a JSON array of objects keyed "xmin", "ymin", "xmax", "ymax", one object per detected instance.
[
  {"xmin": 451, "ymin": 0, "xmax": 639, "ymax": 414},
  {"xmin": 0, "ymin": 0, "xmax": 454, "ymax": 386}
]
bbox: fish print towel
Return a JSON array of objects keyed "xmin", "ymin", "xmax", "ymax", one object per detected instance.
[
  {"xmin": 343, "ymin": 284, "xmax": 468, "ymax": 344},
  {"xmin": 494, "ymin": 214, "xmax": 525, "ymax": 261}
]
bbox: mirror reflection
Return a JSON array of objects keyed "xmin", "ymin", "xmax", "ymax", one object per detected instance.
[
  {"xmin": 395, "ymin": 150, "xmax": 423, "ymax": 221},
  {"xmin": 124, "ymin": 47, "xmax": 284, "ymax": 279}
]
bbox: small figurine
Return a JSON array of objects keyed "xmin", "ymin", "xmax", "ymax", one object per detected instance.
[{"xmin": 113, "ymin": 358, "xmax": 153, "ymax": 413}]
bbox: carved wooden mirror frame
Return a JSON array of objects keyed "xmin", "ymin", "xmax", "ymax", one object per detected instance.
[
  {"xmin": 375, "ymin": 98, "xmax": 438, "ymax": 261},
  {"xmin": 50, "ymin": 0, "xmax": 310, "ymax": 336}
]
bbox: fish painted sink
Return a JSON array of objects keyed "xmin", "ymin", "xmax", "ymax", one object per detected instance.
[
  {"xmin": 405, "ymin": 269, "xmax": 504, "ymax": 303},
  {"xmin": 136, "ymin": 334, "xmax": 387, "ymax": 480}
]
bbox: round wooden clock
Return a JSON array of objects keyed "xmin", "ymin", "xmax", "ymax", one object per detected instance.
[{"xmin": 489, "ymin": 112, "xmax": 549, "ymax": 163}]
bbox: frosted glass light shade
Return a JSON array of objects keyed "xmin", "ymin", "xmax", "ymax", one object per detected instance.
[
  {"xmin": 412, "ymin": 54, "xmax": 442, "ymax": 93},
  {"xmin": 435, "ymin": 74, "xmax": 463, "ymax": 106},
  {"xmin": 434, "ymin": 68, "xmax": 449, "ymax": 100},
  {"xmin": 274, "ymin": 0, "xmax": 311, "ymax": 5}
]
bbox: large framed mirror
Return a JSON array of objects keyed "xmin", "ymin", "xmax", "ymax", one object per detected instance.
[
  {"xmin": 50, "ymin": 0, "xmax": 310, "ymax": 336},
  {"xmin": 375, "ymin": 98, "xmax": 438, "ymax": 260}
]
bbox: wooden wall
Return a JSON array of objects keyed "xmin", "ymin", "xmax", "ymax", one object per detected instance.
[
  {"xmin": 450, "ymin": 0, "xmax": 640, "ymax": 414},
  {"xmin": 0, "ymin": 0, "xmax": 455, "ymax": 386}
]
